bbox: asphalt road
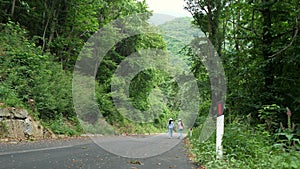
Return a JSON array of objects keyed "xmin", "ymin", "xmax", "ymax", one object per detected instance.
[{"xmin": 0, "ymin": 133, "xmax": 198, "ymax": 169}]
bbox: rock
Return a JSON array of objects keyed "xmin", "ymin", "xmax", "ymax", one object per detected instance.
[
  {"xmin": 0, "ymin": 138, "xmax": 8, "ymax": 142},
  {"xmin": 24, "ymin": 117, "xmax": 33, "ymax": 138},
  {"xmin": 57, "ymin": 134, "xmax": 67, "ymax": 138},
  {"xmin": 0, "ymin": 108, "xmax": 10, "ymax": 118},
  {"xmin": 3, "ymin": 119, "xmax": 25, "ymax": 138},
  {"xmin": 12, "ymin": 108, "xmax": 28, "ymax": 119},
  {"xmin": 30, "ymin": 117, "xmax": 44, "ymax": 139},
  {"xmin": 0, "ymin": 107, "xmax": 28, "ymax": 119},
  {"xmin": 43, "ymin": 127, "xmax": 56, "ymax": 139},
  {"xmin": 0, "ymin": 107, "xmax": 50, "ymax": 140}
]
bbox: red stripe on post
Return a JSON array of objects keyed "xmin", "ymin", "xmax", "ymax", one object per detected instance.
[{"xmin": 218, "ymin": 103, "xmax": 223, "ymax": 116}]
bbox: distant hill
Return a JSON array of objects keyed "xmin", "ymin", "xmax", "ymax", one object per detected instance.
[
  {"xmin": 156, "ymin": 17, "xmax": 204, "ymax": 63},
  {"xmin": 148, "ymin": 13, "xmax": 176, "ymax": 25},
  {"xmin": 158, "ymin": 17, "xmax": 201, "ymax": 43}
]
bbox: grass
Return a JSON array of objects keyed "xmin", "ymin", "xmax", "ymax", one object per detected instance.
[{"xmin": 188, "ymin": 117, "xmax": 300, "ymax": 169}]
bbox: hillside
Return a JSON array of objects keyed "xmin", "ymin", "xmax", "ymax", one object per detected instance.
[
  {"xmin": 157, "ymin": 17, "xmax": 204, "ymax": 63},
  {"xmin": 148, "ymin": 13, "xmax": 176, "ymax": 25}
]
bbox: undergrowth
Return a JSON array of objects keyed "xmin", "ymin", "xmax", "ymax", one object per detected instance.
[{"xmin": 188, "ymin": 115, "xmax": 300, "ymax": 169}]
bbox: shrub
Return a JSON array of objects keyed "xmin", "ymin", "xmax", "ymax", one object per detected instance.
[
  {"xmin": 188, "ymin": 115, "xmax": 300, "ymax": 169},
  {"xmin": 0, "ymin": 21, "xmax": 79, "ymax": 135}
]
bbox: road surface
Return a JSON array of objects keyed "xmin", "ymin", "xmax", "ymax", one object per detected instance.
[{"xmin": 0, "ymin": 133, "xmax": 198, "ymax": 169}]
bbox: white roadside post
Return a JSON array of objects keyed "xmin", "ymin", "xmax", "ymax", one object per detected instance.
[
  {"xmin": 189, "ymin": 128, "xmax": 193, "ymax": 137},
  {"xmin": 216, "ymin": 102, "xmax": 224, "ymax": 159}
]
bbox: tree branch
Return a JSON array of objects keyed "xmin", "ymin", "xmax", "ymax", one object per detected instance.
[
  {"xmin": 227, "ymin": 19, "xmax": 259, "ymax": 37},
  {"xmin": 268, "ymin": 2, "xmax": 299, "ymax": 58}
]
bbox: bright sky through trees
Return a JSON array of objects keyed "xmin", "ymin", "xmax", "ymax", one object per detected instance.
[{"xmin": 143, "ymin": 0, "xmax": 191, "ymax": 17}]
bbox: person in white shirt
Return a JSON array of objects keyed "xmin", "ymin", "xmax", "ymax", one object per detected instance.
[{"xmin": 168, "ymin": 118, "xmax": 174, "ymax": 138}]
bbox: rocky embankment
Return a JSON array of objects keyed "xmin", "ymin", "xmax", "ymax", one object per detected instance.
[{"xmin": 0, "ymin": 107, "xmax": 54, "ymax": 140}]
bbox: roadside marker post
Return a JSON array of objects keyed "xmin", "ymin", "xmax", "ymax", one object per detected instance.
[
  {"xmin": 189, "ymin": 128, "xmax": 193, "ymax": 137},
  {"xmin": 216, "ymin": 101, "xmax": 224, "ymax": 159}
]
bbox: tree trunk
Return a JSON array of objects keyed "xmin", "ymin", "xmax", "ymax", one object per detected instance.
[
  {"xmin": 48, "ymin": 9, "xmax": 56, "ymax": 45},
  {"xmin": 10, "ymin": 0, "xmax": 16, "ymax": 17},
  {"xmin": 261, "ymin": 0, "xmax": 274, "ymax": 104},
  {"xmin": 207, "ymin": 0, "xmax": 213, "ymax": 39},
  {"xmin": 42, "ymin": 1, "xmax": 50, "ymax": 51}
]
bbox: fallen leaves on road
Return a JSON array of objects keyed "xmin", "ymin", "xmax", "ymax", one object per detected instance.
[
  {"xmin": 191, "ymin": 166, "xmax": 206, "ymax": 169},
  {"xmin": 129, "ymin": 159, "xmax": 144, "ymax": 165}
]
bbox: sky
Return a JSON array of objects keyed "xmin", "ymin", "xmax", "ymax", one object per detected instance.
[{"xmin": 143, "ymin": 0, "xmax": 191, "ymax": 17}]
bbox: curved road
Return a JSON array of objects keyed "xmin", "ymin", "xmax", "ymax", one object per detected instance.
[{"xmin": 0, "ymin": 133, "xmax": 197, "ymax": 169}]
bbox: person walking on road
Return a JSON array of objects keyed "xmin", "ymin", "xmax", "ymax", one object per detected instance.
[
  {"xmin": 177, "ymin": 119, "xmax": 184, "ymax": 139},
  {"xmin": 168, "ymin": 118, "xmax": 174, "ymax": 138}
]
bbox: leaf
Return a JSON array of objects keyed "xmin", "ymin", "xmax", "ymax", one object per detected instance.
[{"xmin": 129, "ymin": 160, "xmax": 144, "ymax": 165}]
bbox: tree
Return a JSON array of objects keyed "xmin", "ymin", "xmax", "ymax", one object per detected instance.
[
  {"xmin": 184, "ymin": 0, "xmax": 226, "ymax": 56},
  {"xmin": 184, "ymin": 0, "xmax": 300, "ymax": 124}
]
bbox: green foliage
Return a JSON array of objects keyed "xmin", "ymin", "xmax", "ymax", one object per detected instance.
[
  {"xmin": 0, "ymin": 0, "xmax": 191, "ymax": 136},
  {"xmin": 116, "ymin": 122, "xmax": 163, "ymax": 135},
  {"xmin": 43, "ymin": 114, "xmax": 82, "ymax": 136},
  {"xmin": 257, "ymin": 104, "xmax": 281, "ymax": 132},
  {"xmin": 189, "ymin": 128, "xmax": 216, "ymax": 165},
  {"xmin": 92, "ymin": 13, "xmax": 176, "ymax": 131},
  {"xmin": 158, "ymin": 17, "xmax": 199, "ymax": 62},
  {"xmin": 274, "ymin": 107, "xmax": 300, "ymax": 151},
  {"xmin": 185, "ymin": 0, "xmax": 300, "ymax": 125},
  {"xmin": 0, "ymin": 0, "xmax": 171, "ymax": 136},
  {"xmin": 189, "ymin": 116, "xmax": 300, "ymax": 169},
  {"xmin": 0, "ymin": 21, "xmax": 79, "ymax": 134},
  {"xmin": 256, "ymin": 104, "xmax": 300, "ymax": 151},
  {"xmin": 0, "ymin": 0, "xmax": 151, "ymax": 70},
  {"xmin": 275, "ymin": 131, "xmax": 300, "ymax": 151},
  {"xmin": 0, "ymin": 84, "xmax": 23, "ymax": 107}
]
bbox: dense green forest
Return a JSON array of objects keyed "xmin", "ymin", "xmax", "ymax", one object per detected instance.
[
  {"xmin": 184, "ymin": 0, "xmax": 300, "ymax": 168},
  {"xmin": 0, "ymin": 0, "xmax": 167, "ymax": 134},
  {"xmin": 0, "ymin": 0, "xmax": 187, "ymax": 135},
  {"xmin": 0, "ymin": 0, "xmax": 300, "ymax": 168}
]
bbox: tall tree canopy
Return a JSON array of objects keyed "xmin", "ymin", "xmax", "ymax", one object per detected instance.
[
  {"xmin": 184, "ymin": 0, "xmax": 300, "ymax": 124},
  {"xmin": 0, "ymin": 0, "xmax": 179, "ymax": 134},
  {"xmin": 0, "ymin": 0, "xmax": 150, "ymax": 70}
]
